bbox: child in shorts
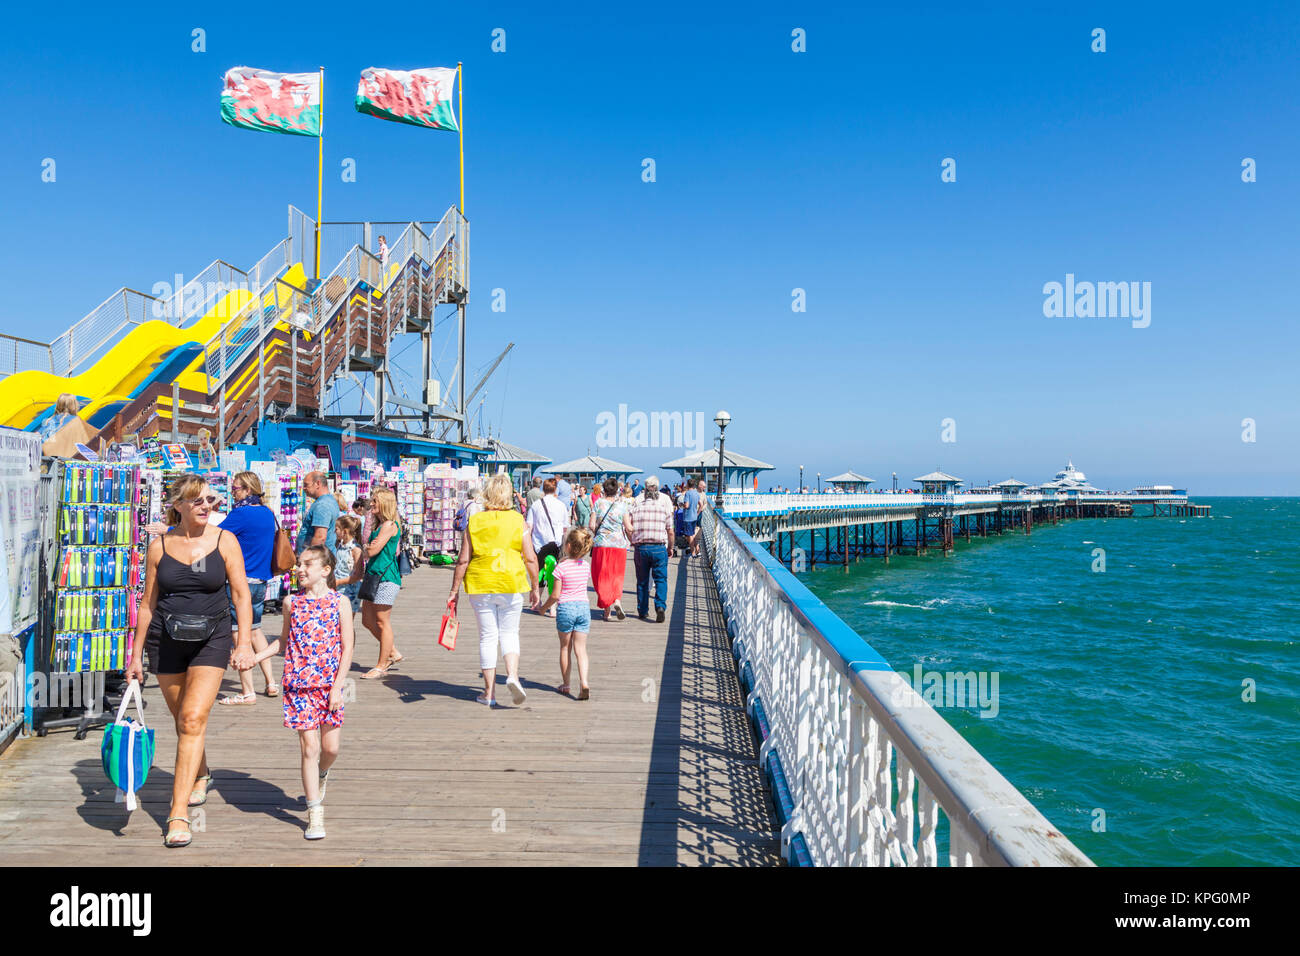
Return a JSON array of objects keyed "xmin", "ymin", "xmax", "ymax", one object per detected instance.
[
  {"xmin": 334, "ymin": 515, "xmax": 363, "ymax": 613},
  {"xmin": 538, "ymin": 527, "xmax": 593, "ymax": 700},
  {"xmin": 252, "ymin": 545, "xmax": 353, "ymax": 840}
]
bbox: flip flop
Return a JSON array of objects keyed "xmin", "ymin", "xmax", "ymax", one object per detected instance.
[
  {"xmin": 387, "ymin": 653, "xmax": 405, "ymax": 668},
  {"xmin": 265, "ymin": 684, "xmax": 280, "ymax": 698},
  {"xmin": 217, "ymin": 693, "xmax": 255, "ymax": 706},
  {"xmin": 359, "ymin": 667, "xmax": 388, "ymax": 680},
  {"xmin": 557, "ymin": 684, "xmax": 570, "ymax": 696},
  {"xmin": 188, "ymin": 774, "xmax": 212, "ymax": 807}
]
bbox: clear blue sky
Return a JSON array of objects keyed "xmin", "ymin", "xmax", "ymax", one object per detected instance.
[{"xmin": 3, "ymin": 2, "xmax": 1297, "ymax": 493}]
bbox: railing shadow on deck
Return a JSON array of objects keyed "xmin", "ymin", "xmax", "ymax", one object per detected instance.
[{"xmin": 636, "ymin": 558, "xmax": 781, "ymax": 866}]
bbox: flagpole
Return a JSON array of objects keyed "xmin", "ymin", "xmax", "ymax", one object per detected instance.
[
  {"xmin": 315, "ymin": 66, "xmax": 324, "ymax": 279},
  {"xmin": 457, "ymin": 61, "xmax": 464, "ymax": 216}
]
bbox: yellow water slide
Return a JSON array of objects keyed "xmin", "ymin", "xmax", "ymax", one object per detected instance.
[{"xmin": 0, "ymin": 264, "xmax": 309, "ymax": 431}]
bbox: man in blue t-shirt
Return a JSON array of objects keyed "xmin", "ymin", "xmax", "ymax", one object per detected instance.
[
  {"xmin": 683, "ymin": 479, "xmax": 705, "ymax": 557},
  {"xmin": 297, "ymin": 471, "xmax": 340, "ymax": 553}
]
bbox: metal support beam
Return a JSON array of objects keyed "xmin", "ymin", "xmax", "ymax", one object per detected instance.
[{"xmin": 457, "ymin": 301, "xmax": 467, "ymax": 443}]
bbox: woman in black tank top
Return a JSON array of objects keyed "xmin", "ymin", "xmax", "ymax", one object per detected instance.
[{"xmin": 126, "ymin": 474, "xmax": 255, "ymax": 848}]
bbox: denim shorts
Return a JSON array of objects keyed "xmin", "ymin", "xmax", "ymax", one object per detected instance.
[
  {"xmin": 229, "ymin": 580, "xmax": 267, "ymax": 630},
  {"xmin": 339, "ymin": 581, "xmax": 361, "ymax": 613},
  {"xmin": 556, "ymin": 600, "xmax": 591, "ymax": 634}
]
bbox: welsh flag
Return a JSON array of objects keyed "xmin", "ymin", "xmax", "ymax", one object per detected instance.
[
  {"xmin": 355, "ymin": 67, "xmax": 458, "ymax": 131},
  {"xmin": 221, "ymin": 67, "xmax": 321, "ymax": 136}
]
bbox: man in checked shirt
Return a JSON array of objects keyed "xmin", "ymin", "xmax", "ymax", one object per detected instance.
[{"xmin": 623, "ymin": 475, "xmax": 676, "ymax": 622}]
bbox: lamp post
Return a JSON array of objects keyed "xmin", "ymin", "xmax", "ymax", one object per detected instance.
[
  {"xmin": 799, "ymin": 464, "xmax": 804, "ymax": 494},
  {"xmin": 713, "ymin": 410, "xmax": 730, "ymax": 509},
  {"xmin": 817, "ymin": 472, "xmax": 821, "ymax": 493},
  {"xmin": 892, "ymin": 471, "xmax": 897, "ymax": 493}
]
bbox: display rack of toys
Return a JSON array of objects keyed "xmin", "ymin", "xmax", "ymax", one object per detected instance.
[
  {"xmin": 264, "ymin": 473, "xmax": 301, "ymax": 605},
  {"xmin": 51, "ymin": 463, "xmax": 142, "ymax": 674},
  {"xmin": 395, "ymin": 472, "xmax": 424, "ymax": 553}
]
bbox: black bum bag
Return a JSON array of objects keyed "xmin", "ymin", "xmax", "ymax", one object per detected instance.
[{"xmin": 162, "ymin": 612, "xmax": 225, "ymax": 643}]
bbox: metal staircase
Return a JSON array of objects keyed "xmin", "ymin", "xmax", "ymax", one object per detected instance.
[{"xmin": 97, "ymin": 205, "xmax": 469, "ymax": 447}]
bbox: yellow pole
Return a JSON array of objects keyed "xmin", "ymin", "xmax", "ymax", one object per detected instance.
[
  {"xmin": 315, "ymin": 66, "xmax": 324, "ymax": 279},
  {"xmin": 457, "ymin": 62, "xmax": 464, "ymax": 216}
]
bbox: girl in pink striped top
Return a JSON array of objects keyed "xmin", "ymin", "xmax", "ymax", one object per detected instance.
[{"xmin": 538, "ymin": 527, "xmax": 594, "ymax": 699}]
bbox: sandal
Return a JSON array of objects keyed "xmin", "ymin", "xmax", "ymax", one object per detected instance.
[
  {"xmin": 217, "ymin": 693, "xmax": 255, "ymax": 706},
  {"xmin": 387, "ymin": 653, "xmax": 404, "ymax": 668},
  {"xmin": 578, "ymin": 687, "xmax": 591, "ymax": 701},
  {"xmin": 359, "ymin": 667, "xmax": 388, "ymax": 680},
  {"xmin": 189, "ymin": 774, "xmax": 212, "ymax": 807},
  {"xmin": 164, "ymin": 816, "xmax": 192, "ymax": 848},
  {"xmin": 265, "ymin": 683, "xmax": 280, "ymax": 698},
  {"xmin": 557, "ymin": 684, "xmax": 570, "ymax": 696}
]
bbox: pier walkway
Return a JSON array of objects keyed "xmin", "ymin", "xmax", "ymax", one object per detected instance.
[{"xmin": 0, "ymin": 554, "xmax": 780, "ymax": 866}]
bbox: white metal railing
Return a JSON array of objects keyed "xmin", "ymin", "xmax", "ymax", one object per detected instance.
[
  {"xmin": 719, "ymin": 490, "xmax": 1189, "ymax": 515},
  {"xmin": 700, "ymin": 504, "xmax": 1093, "ymax": 867}
]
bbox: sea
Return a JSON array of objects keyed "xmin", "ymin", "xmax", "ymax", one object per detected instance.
[{"xmin": 795, "ymin": 497, "xmax": 1298, "ymax": 866}]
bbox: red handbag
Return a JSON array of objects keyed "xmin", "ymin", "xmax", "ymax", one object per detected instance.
[{"xmin": 438, "ymin": 598, "xmax": 458, "ymax": 651}]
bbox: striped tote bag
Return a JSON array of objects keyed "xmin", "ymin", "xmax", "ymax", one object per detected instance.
[{"xmin": 100, "ymin": 680, "xmax": 155, "ymax": 811}]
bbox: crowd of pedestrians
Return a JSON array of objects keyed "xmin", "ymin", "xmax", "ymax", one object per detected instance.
[{"xmin": 127, "ymin": 467, "xmax": 705, "ymax": 847}]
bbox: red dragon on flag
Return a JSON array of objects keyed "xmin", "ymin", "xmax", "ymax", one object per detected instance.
[
  {"xmin": 221, "ymin": 67, "xmax": 322, "ymax": 137},
  {"xmin": 355, "ymin": 67, "xmax": 459, "ymax": 131}
]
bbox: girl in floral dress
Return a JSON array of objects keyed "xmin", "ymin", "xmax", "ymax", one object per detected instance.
[{"xmin": 252, "ymin": 545, "xmax": 353, "ymax": 840}]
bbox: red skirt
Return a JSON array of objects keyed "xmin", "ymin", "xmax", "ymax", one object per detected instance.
[{"xmin": 590, "ymin": 546, "xmax": 627, "ymax": 609}]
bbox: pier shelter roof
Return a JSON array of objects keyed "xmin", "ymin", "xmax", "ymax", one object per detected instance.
[
  {"xmin": 913, "ymin": 470, "xmax": 963, "ymax": 494},
  {"xmin": 661, "ymin": 448, "xmax": 774, "ymax": 493},
  {"xmin": 477, "ymin": 437, "xmax": 551, "ymax": 467},
  {"xmin": 544, "ymin": 454, "xmax": 643, "ymax": 485},
  {"xmin": 827, "ymin": 471, "xmax": 875, "ymax": 489},
  {"xmin": 476, "ymin": 438, "xmax": 552, "ymax": 489},
  {"xmin": 993, "ymin": 478, "xmax": 1029, "ymax": 493}
]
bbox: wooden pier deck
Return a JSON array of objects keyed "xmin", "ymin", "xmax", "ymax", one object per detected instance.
[{"xmin": 0, "ymin": 554, "xmax": 780, "ymax": 866}]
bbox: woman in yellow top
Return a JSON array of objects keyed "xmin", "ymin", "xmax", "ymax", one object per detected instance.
[{"xmin": 449, "ymin": 474, "xmax": 541, "ymax": 707}]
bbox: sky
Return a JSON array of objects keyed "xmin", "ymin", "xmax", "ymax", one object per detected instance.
[{"xmin": 2, "ymin": 1, "xmax": 1297, "ymax": 494}]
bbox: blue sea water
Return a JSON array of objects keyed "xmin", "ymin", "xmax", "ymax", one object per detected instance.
[{"xmin": 796, "ymin": 497, "xmax": 1299, "ymax": 866}]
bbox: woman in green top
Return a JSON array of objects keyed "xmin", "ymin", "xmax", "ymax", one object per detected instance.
[
  {"xmin": 360, "ymin": 487, "xmax": 404, "ymax": 679},
  {"xmin": 573, "ymin": 485, "xmax": 592, "ymax": 528}
]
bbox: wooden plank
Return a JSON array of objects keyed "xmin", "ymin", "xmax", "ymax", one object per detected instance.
[{"xmin": 0, "ymin": 553, "xmax": 779, "ymax": 866}]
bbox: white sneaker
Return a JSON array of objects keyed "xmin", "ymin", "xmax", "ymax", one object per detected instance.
[
  {"xmin": 506, "ymin": 676, "xmax": 527, "ymax": 705},
  {"xmin": 318, "ymin": 771, "xmax": 329, "ymax": 802},
  {"xmin": 305, "ymin": 805, "xmax": 325, "ymax": 840}
]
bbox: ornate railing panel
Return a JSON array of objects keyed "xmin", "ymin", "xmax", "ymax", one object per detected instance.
[{"xmin": 699, "ymin": 504, "xmax": 1093, "ymax": 867}]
